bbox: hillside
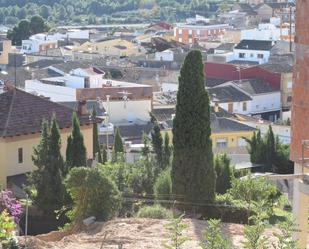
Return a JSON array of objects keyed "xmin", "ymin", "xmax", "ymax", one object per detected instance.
[
  {"xmin": 18, "ymin": 218, "xmax": 280, "ymax": 249},
  {"xmin": 0, "ymin": 0, "xmax": 233, "ymax": 26}
]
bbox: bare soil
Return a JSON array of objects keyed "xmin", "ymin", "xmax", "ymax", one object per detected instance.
[{"xmin": 17, "ymin": 218, "xmax": 280, "ymax": 249}]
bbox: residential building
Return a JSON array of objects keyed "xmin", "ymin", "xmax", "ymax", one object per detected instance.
[
  {"xmin": 233, "ymin": 39, "xmax": 274, "ymax": 64},
  {"xmin": 209, "ymin": 79, "xmax": 281, "ymax": 121},
  {"xmin": 154, "ymin": 49, "xmax": 174, "ymax": 61},
  {"xmin": 72, "ymin": 39, "xmax": 145, "ymax": 59},
  {"xmin": 241, "ymin": 23, "xmax": 289, "ymax": 41},
  {"xmin": 254, "ymin": 3, "xmax": 273, "ymax": 21},
  {"xmin": 21, "ymin": 34, "xmax": 58, "ymax": 54},
  {"xmin": 0, "ymin": 88, "xmax": 94, "ymax": 187},
  {"xmin": 174, "ymin": 23, "xmax": 229, "ymax": 44},
  {"xmin": 0, "ymin": 38, "xmax": 12, "ymax": 68}
]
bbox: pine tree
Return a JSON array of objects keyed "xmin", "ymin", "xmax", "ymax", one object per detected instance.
[
  {"xmin": 151, "ymin": 122, "xmax": 164, "ymax": 169},
  {"xmin": 266, "ymin": 125, "xmax": 276, "ymax": 171},
  {"xmin": 163, "ymin": 133, "xmax": 171, "ymax": 166},
  {"xmin": 68, "ymin": 112, "xmax": 87, "ymax": 167},
  {"xmin": 29, "ymin": 117, "xmax": 64, "ymax": 215},
  {"xmin": 92, "ymin": 105, "xmax": 102, "ymax": 163},
  {"xmin": 114, "ymin": 127, "xmax": 124, "ymax": 153},
  {"xmin": 172, "ymin": 50, "xmax": 215, "ymax": 204}
]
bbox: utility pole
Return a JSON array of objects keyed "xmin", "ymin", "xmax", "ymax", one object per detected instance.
[{"xmin": 289, "ymin": 5, "xmax": 292, "ymax": 52}]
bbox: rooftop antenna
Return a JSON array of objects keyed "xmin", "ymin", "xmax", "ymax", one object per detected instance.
[{"xmin": 118, "ymin": 90, "xmax": 132, "ymax": 108}]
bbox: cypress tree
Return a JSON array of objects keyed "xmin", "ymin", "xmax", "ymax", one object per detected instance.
[
  {"xmin": 70, "ymin": 112, "xmax": 87, "ymax": 167},
  {"xmin": 141, "ymin": 132, "xmax": 150, "ymax": 158},
  {"xmin": 163, "ymin": 132, "xmax": 171, "ymax": 166},
  {"xmin": 92, "ymin": 105, "xmax": 102, "ymax": 163},
  {"xmin": 151, "ymin": 122, "xmax": 164, "ymax": 169},
  {"xmin": 114, "ymin": 127, "xmax": 124, "ymax": 153},
  {"xmin": 102, "ymin": 145, "xmax": 107, "ymax": 164},
  {"xmin": 172, "ymin": 50, "xmax": 215, "ymax": 204},
  {"xmin": 65, "ymin": 134, "xmax": 73, "ymax": 172},
  {"xmin": 30, "ymin": 117, "xmax": 64, "ymax": 215},
  {"xmin": 266, "ymin": 125, "xmax": 276, "ymax": 171}
]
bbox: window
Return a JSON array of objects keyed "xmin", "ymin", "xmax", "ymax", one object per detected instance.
[
  {"xmin": 257, "ymin": 54, "xmax": 264, "ymax": 59},
  {"xmin": 287, "ymin": 96, "xmax": 292, "ymax": 102},
  {"xmin": 18, "ymin": 148, "xmax": 23, "ymax": 164},
  {"xmin": 243, "ymin": 102, "xmax": 247, "ymax": 111},
  {"xmin": 239, "ymin": 53, "xmax": 245, "ymax": 58},
  {"xmin": 228, "ymin": 103, "xmax": 233, "ymax": 112},
  {"xmin": 178, "ymin": 29, "xmax": 182, "ymax": 35},
  {"xmin": 189, "ymin": 29, "xmax": 192, "ymax": 35},
  {"xmin": 287, "ymin": 81, "xmax": 292, "ymax": 89},
  {"xmin": 250, "ymin": 53, "xmax": 254, "ymax": 57},
  {"xmin": 216, "ymin": 138, "xmax": 227, "ymax": 148}
]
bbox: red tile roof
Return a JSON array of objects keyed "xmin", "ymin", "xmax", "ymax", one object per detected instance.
[{"xmin": 0, "ymin": 89, "xmax": 92, "ymax": 138}]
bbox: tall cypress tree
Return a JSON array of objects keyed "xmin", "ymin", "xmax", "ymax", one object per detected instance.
[
  {"xmin": 67, "ymin": 112, "xmax": 87, "ymax": 167},
  {"xmin": 114, "ymin": 127, "xmax": 124, "ymax": 153},
  {"xmin": 163, "ymin": 132, "xmax": 171, "ymax": 166},
  {"xmin": 30, "ymin": 117, "xmax": 64, "ymax": 215},
  {"xmin": 172, "ymin": 50, "xmax": 215, "ymax": 204},
  {"xmin": 151, "ymin": 122, "xmax": 164, "ymax": 169},
  {"xmin": 266, "ymin": 125, "xmax": 276, "ymax": 171},
  {"xmin": 92, "ymin": 105, "xmax": 102, "ymax": 163}
]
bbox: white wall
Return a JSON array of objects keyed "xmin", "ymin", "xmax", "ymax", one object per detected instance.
[
  {"xmin": 233, "ymin": 48, "xmax": 270, "ymax": 64},
  {"xmin": 241, "ymin": 28, "xmax": 287, "ymax": 41},
  {"xmin": 103, "ymin": 100, "xmax": 152, "ymax": 124},
  {"xmin": 24, "ymin": 80, "xmax": 76, "ymax": 102},
  {"xmin": 250, "ymin": 92, "xmax": 281, "ymax": 114},
  {"xmin": 155, "ymin": 50, "xmax": 174, "ymax": 61},
  {"xmin": 66, "ymin": 75, "xmax": 86, "ymax": 89},
  {"xmin": 218, "ymin": 101, "xmax": 252, "ymax": 115}
]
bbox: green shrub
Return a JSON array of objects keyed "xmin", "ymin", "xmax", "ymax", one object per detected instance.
[
  {"xmin": 137, "ymin": 205, "xmax": 173, "ymax": 219},
  {"xmin": 154, "ymin": 168, "xmax": 172, "ymax": 200},
  {"xmin": 215, "ymin": 154, "xmax": 232, "ymax": 194},
  {"xmin": 65, "ymin": 167, "xmax": 121, "ymax": 223}
]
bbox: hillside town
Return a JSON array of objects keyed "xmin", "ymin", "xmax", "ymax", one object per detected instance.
[{"xmin": 1, "ymin": 0, "xmax": 309, "ymax": 248}]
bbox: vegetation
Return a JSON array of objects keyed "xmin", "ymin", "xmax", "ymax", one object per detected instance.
[
  {"xmin": 245, "ymin": 126, "xmax": 294, "ymax": 174},
  {"xmin": 7, "ymin": 15, "xmax": 49, "ymax": 45},
  {"xmin": 65, "ymin": 167, "xmax": 121, "ymax": 223},
  {"xmin": 0, "ymin": 0, "xmax": 226, "ymax": 26},
  {"xmin": 164, "ymin": 214, "xmax": 190, "ymax": 249},
  {"xmin": 172, "ymin": 50, "xmax": 215, "ymax": 204},
  {"xmin": 214, "ymin": 154, "xmax": 233, "ymax": 194},
  {"xmin": 113, "ymin": 127, "xmax": 124, "ymax": 162},
  {"xmin": 0, "ymin": 210, "xmax": 16, "ymax": 245},
  {"xmin": 137, "ymin": 205, "xmax": 173, "ymax": 219},
  {"xmin": 154, "ymin": 168, "xmax": 172, "ymax": 200},
  {"xmin": 66, "ymin": 112, "xmax": 87, "ymax": 170},
  {"xmin": 201, "ymin": 219, "xmax": 232, "ymax": 249},
  {"xmin": 92, "ymin": 105, "xmax": 102, "ymax": 163},
  {"xmin": 151, "ymin": 122, "xmax": 164, "ymax": 171},
  {"xmin": 163, "ymin": 133, "xmax": 172, "ymax": 166},
  {"xmin": 29, "ymin": 117, "xmax": 65, "ymax": 216}
]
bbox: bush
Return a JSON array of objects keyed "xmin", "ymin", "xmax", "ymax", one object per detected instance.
[
  {"xmin": 137, "ymin": 205, "xmax": 173, "ymax": 219},
  {"xmin": 65, "ymin": 167, "xmax": 121, "ymax": 223},
  {"xmin": 215, "ymin": 154, "xmax": 232, "ymax": 194},
  {"xmin": 154, "ymin": 168, "xmax": 172, "ymax": 200}
]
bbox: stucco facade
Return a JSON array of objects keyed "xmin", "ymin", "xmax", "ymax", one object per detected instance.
[{"xmin": 0, "ymin": 125, "xmax": 93, "ymax": 187}]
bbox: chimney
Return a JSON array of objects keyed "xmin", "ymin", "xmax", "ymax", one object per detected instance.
[{"xmin": 77, "ymin": 100, "xmax": 88, "ymax": 115}]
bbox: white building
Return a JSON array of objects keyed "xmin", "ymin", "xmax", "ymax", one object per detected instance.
[
  {"xmin": 241, "ymin": 23, "xmax": 289, "ymax": 41},
  {"xmin": 21, "ymin": 34, "xmax": 58, "ymax": 54},
  {"xmin": 155, "ymin": 49, "xmax": 174, "ymax": 61},
  {"xmin": 209, "ymin": 79, "xmax": 281, "ymax": 121},
  {"xmin": 233, "ymin": 39, "xmax": 274, "ymax": 64}
]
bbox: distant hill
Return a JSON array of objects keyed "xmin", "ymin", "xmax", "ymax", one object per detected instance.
[{"xmin": 0, "ymin": 0, "xmax": 235, "ymax": 26}]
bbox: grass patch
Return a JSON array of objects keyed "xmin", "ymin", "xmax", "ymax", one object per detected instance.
[{"xmin": 136, "ymin": 205, "xmax": 174, "ymax": 219}]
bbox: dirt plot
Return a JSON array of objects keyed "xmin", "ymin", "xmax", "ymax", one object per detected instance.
[{"xmin": 17, "ymin": 218, "xmax": 284, "ymax": 249}]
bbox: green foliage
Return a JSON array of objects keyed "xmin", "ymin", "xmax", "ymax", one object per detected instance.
[
  {"xmin": 102, "ymin": 145, "xmax": 108, "ymax": 164},
  {"xmin": 0, "ymin": 210, "xmax": 15, "ymax": 243},
  {"xmin": 172, "ymin": 50, "xmax": 215, "ymax": 204},
  {"xmin": 245, "ymin": 127, "xmax": 293, "ymax": 173},
  {"xmin": 228, "ymin": 175, "xmax": 280, "ymax": 216},
  {"xmin": 200, "ymin": 219, "xmax": 233, "ymax": 249},
  {"xmin": 164, "ymin": 214, "xmax": 190, "ymax": 249},
  {"xmin": 163, "ymin": 133, "xmax": 172, "ymax": 167},
  {"xmin": 66, "ymin": 112, "xmax": 87, "ymax": 169},
  {"xmin": 141, "ymin": 132, "xmax": 151, "ymax": 158},
  {"xmin": 7, "ymin": 15, "xmax": 49, "ymax": 45},
  {"xmin": 154, "ymin": 168, "xmax": 172, "ymax": 200},
  {"xmin": 65, "ymin": 167, "xmax": 121, "ymax": 223},
  {"xmin": 137, "ymin": 205, "xmax": 173, "ymax": 219},
  {"xmin": 151, "ymin": 122, "xmax": 164, "ymax": 170},
  {"xmin": 215, "ymin": 154, "xmax": 232, "ymax": 194},
  {"xmin": 29, "ymin": 117, "xmax": 64, "ymax": 215},
  {"xmin": 271, "ymin": 219, "xmax": 300, "ymax": 249},
  {"xmin": 113, "ymin": 127, "xmax": 124, "ymax": 154},
  {"xmin": 92, "ymin": 105, "xmax": 102, "ymax": 163}
]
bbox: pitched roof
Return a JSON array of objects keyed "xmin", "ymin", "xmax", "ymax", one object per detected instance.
[
  {"xmin": 215, "ymin": 43, "xmax": 235, "ymax": 51},
  {"xmin": 234, "ymin": 40, "xmax": 273, "ymax": 51},
  {"xmin": 205, "ymin": 77, "xmax": 229, "ymax": 88},
  {"xmin": 211, "ymin": 116, "xmax": 256, "ymax": 133},
  {"xmin": 233, "ymin": 78, "xmax": 278, "ymax": 94},
  {"xmin": 208, "ymin": 85, "xmax": 252, "ymax": 103},
  {"xmin": 25, "ymin": 59, "xmax": 64, "ymax": 69},
  {"xmin": 49, "ymin": 61, "xmax": 91, "ymax": 74},
  {"xmin": 0, "ymin": 89, "xmax": 92, "ymax": 138},
  {"xmin": 259, "ymin": 63, "xmax": 292, "ymax": 73}
]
